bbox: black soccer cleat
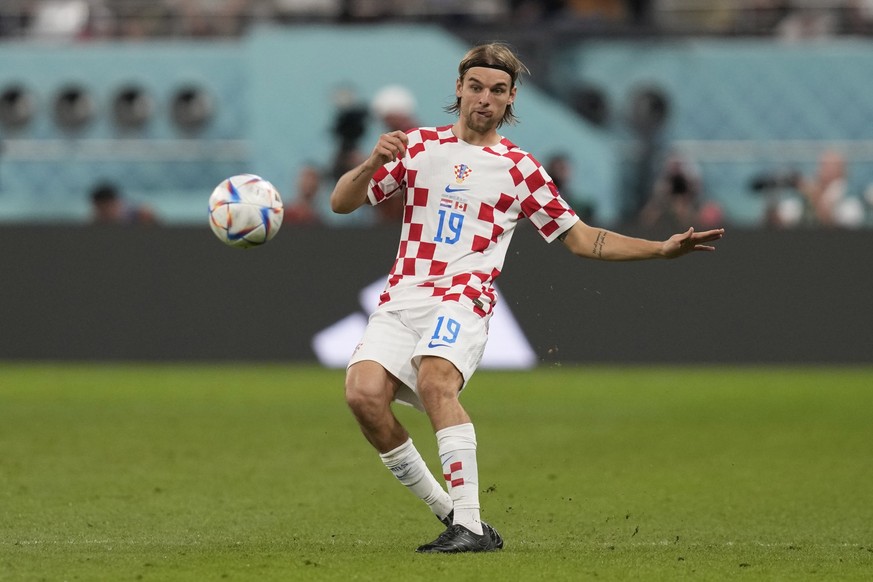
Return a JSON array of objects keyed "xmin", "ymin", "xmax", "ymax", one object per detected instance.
[
  {"xmin": 416, "ymin": 523, "xmax": 504, "ymax": 554},
  {"xmin": 434, "ymin": 512, "xmax": 504, "ymax": 550},
  {"xmin": 482, "ymin": 522, "xmax": 504, "ymax": 550}
]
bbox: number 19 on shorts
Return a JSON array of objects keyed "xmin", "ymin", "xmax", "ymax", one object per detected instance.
[{"xmin": 428, "ymin": 315, "xmax": 461, "ymax": 348}]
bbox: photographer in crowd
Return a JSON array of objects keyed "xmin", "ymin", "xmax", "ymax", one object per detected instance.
[{"xmin": 753, "ymin": 150, "xmax": 864, "ymax": 228}]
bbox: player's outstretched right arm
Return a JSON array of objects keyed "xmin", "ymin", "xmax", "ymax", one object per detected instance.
[{"xmin": 330, "ymin": 131, "xmax": 408, "ymax": 214}]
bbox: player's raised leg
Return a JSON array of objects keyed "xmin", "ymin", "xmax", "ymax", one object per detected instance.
[
  {"xmin": 345, "ymin": 360, "xmax": 453, "ymax": 523},
  {"xmin": 345, "ymin": 360, "xmax": 408, "ymax": 451}
]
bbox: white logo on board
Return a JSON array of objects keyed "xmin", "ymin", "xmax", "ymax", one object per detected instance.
[{"xmin": 312, "ymin": 279, "xmax": 537, "ymax": 369}]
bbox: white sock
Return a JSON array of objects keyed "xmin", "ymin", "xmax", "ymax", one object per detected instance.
[
  {"xmin": 436, "ymin": 423, "xmax": 483, "ymax": 535},
  {"xmin": 379, "ymin": 438, "xmax": 453, "ymax": 522}
]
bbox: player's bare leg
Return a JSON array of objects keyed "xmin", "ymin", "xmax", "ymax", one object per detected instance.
[
  {"xmin": 345, "ymin": 360, "xmax": 407, "ymax": 452},
  {"xmin": 344, "ymin": 360, "xmax": 453, "ymax": 523},
  {"xmin": 415, "ymin": 356, "xmax": 502, "ymax": 553},
  {"xmin": 417, "ymin": 356, "xmax": 470, "ymax": 431}
]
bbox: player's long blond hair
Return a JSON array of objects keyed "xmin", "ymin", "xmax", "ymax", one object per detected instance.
[{"xmin": 445, "ymin": 42, "xmax": 530, "ymax": 128}]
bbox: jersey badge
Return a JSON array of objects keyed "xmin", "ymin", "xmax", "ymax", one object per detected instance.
[{"xmin": 453, "ymin": 163, "xmax": 473, "ymax": 184}]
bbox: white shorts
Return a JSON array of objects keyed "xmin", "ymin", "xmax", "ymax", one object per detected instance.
[{"xmin": 348, "ymin": 302, "xmax": 490, "ymax": 411}]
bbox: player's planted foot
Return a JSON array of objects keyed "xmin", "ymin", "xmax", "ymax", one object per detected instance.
[
  {"xmin": 434, "ymin": 512, "xmax": 504, "ymax": 550},
  {"xmin": 482, "ymin": 522, "xmax": 504, "ymax": 550},
  {"xmin": 416, "ymin": 523, "xmax": 503, "ymax": 553}
]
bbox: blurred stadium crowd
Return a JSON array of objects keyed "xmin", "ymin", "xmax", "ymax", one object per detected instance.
[
  {"xmin": 2, "ymin": 1, "xmax": 873, "ymax": 40},
  {"xmin": 2, "ymin": 1, "xmax": 873, "ymax": 230}
]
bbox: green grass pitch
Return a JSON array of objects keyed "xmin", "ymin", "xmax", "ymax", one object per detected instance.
[{"xmin": 2, "ymin": 364, "xmax": 872, "ymax": 581}]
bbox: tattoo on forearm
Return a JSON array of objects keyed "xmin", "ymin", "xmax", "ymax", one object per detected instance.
[
  {"xmin": 351, "ymin": 168, "xmax": 367, "ymax": 182},
  {"xmin": 593, "ymin": 230, "xmax": 607, "ymax": 258}
]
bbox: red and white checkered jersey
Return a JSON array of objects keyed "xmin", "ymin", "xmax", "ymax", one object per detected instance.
[{"xmin": 368, "ymin": 125, "xmax": 579, "ymax": 318}]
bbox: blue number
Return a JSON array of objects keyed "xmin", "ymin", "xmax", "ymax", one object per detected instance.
[
  {"xmin": 431, "ymin": 315, "xmax": 461, "ymax": 344},
  {"xmin": 446, "ymin": 213, "xmax": 464, "ymax": 244},
  {"xmin": 434, "ymin": 210, "xmax": 447, "ymax": 242},
  {"xmin": 434, "ymin": 210, "xmax": 465, "ymax": 245},
  {"xmin": 445, "ymin": 318, "xmax": 461, "ymax": 342}
]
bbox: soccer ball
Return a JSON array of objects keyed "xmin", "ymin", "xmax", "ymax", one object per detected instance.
[{"xmin": 208, "ymin": 174, "xmax": 284, "ymax": 248}]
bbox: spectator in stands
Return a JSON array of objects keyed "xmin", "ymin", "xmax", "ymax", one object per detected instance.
[
  {"xmin": 28, "ymin": 0, "xmax": 90, "ymax": 39},
  {"xmin": 162, "ymin": 0, "xmax": 256, "ymax": 37},
  {"xmin": 283, "ymin": 162, "xmax": 323, "ymax": 225},
  {"xmin": 797, "ymin": 150, "xmax": 847, "ymax": 226},
  {"xmin": 89, "ymin": 181, "xmax": 158, "ymax": 225},
  {"xmin": 762, "ymin": 150, "xmax": 864, "ymax": 228},
  {"xmin": 794, "ymin": 150, "xmax": 864, "ymax": 227},
  {"xmin": 732, "ymin": 0, "xmax": 791, "ymax": 35},
  {"xmin": 371, "ymin": 85, "xmax": 418, "ymax": 134},
  {"xmin": 639, "ymin": 151, "xmax": 703, "ymax": 229},
  {"xmin": 776, "ymin": 5, "xmax": 837, "ymax": 41},
  {"xmin": 510, "ymin": 0, "xmax": 567, "ymax": 23},
  {"xmin": 330, "ymin": 85, "xmax": 369, "ymax": 182},
  {"xmin": 0, "ymin": 1, "xmax": 34, "ymax": 37},
  {"xmin": 846, "ymin": 0, "xmax": 873, "ymax": 35},
  {"xmin": 624, "ymin": 0, "xmax": 653, "ymax": 27}
]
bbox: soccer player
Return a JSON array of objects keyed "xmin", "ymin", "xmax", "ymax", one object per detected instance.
[{"xmin": 330, "ymin": 42, "xmax": 724, "ymax": 554}]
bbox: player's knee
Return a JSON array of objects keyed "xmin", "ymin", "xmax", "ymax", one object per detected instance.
[
  {"xmin": 417, "ymin": 358, "xmax": 463, "ymax": 406},
  {"xmin": 417, "ymin": 375, "xmax": 460, "ymax": 408},
  {"xmin": 344, "ymin": 377, "xmax": 391, "ymax": 421},
  {"xmin": 344, "ymin": 381, "xmax": 373, "ymax": 414}
]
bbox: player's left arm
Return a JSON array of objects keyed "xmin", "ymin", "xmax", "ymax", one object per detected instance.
[{"xmin": 558, "ymin": 221, "xmax": 724, "ymax": 260}]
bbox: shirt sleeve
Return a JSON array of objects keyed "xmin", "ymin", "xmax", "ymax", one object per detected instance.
[
  {"xmin": 516, "ymin": 157, "xmax": 579, "ymax": 243},
  {"xmin": 368, "ymin": 157, "xmax": 407, "ymax": 206}
]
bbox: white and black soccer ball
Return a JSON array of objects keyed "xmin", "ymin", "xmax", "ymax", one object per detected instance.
[{"xmin": 208, "ymin": 174, "xmax": 284, "ymax": 248}]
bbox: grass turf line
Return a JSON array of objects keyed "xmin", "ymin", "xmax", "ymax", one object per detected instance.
[{"xmin": 1, "ymin": 364, "xmax": 872, "ymax": 581}]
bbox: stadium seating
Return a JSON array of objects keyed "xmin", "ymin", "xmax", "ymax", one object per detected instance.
[
  {"xmin": 556, "ymin": 39, "xmax": 873, "ymax": 224},
  {"xmin": 0, "ymin": 25, "xmax": 616, "ymax": 224},
  {"xmin": 2, "ymin": 28, "xmax": 872, "ymax": 226}
]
